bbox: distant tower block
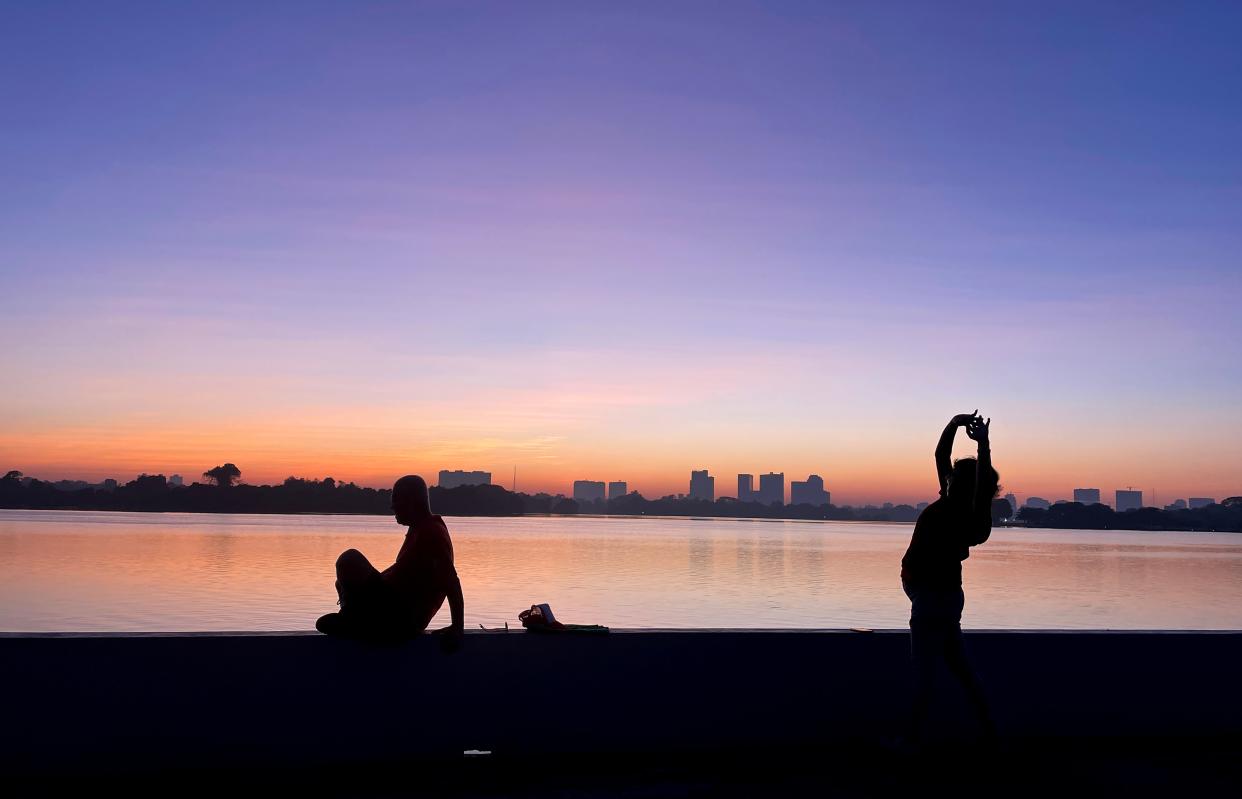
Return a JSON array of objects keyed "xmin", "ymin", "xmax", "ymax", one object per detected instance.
[
  {"xmin": 439, "ymin": 470, "xmax": 492, "ymax": 489},
  {"xmin": 607, "ymin": 481, "xmax": 628, "ymax": 500},
  {"xmin": 1115, "ymin": 489, "xmax": 1143, "ymax": 513},
  {"xmin": 1073, "ymin": 488, "xmax": 1101, "ymax": 505},
  {"xmin": 573, "ymin": 480, "xmax": 605, "ymax": 503},
  {"xmin": 689, "ymin": 470, "xmax": 715, "ymax": 502},
  {"xmin": 738, "ymin": 474, "xmax": 755, "ymax": 502},
  {"xmin": 790, "ymin": 475, "xmax": 830, "ymax": 507},
  {"xmin": 759, "ymin": 472, "xmax": 785, "ymax": 506}
]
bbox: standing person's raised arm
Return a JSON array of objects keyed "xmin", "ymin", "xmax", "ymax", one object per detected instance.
[
  {"xmin": 937, "ymin": 411, "xmax": 978, "ymax": 496},
  {"xmin": 966, "ymin": 416, "xmax": 994, "ymax": 544}
]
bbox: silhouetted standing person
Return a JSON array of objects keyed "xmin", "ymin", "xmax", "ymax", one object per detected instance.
[
  {"xmin": 317, "ymin": 475, "xmax": 464, "ymax": 649},
  {"xmin": 900, "ymin": 411, "xmax": 998, "ymax": 745}
]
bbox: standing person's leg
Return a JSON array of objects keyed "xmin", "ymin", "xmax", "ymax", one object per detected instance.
[
  {"xmin": 904, "ymin": 582, "xmax": 939, "ymax": 744},
  {"xmin": 942, "ymin": 588, "xmax": 997, "ymax": 738}
]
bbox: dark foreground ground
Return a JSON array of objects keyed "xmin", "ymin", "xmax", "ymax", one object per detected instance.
[
  {"xmin": 8, "ymin": 631, "xmax": 1240, "ymax": 796},
  {"xmin": 12, "ymin": 737, "xmax": 1240, "ymax": 798}
]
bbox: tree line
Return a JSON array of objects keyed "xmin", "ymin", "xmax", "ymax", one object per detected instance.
[
  {"xmin": 3, "ymin": 467, "xmax": 1238, "ymax": 531},
  {"xmin": 1, "ymin": 465, "xmax": 946, "ymax": 521},
  {"xmin": 1017, "ymin": 499, "xmax": 1242, "ymax": 532},
  {"xmin": 0, "ymin": 466, "xmax": 927, "ymax": 521}
]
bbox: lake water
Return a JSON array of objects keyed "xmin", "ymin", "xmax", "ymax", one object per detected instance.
[{"xmin": 2, "ymin": 509, "xmax": 1240, "ymax": 631}]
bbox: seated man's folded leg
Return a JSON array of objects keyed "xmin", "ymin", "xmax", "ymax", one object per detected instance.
[
  {"xmin": 335, "ymin": 549, "xmax": 384, "ymax": 612},
  {"xmin": 335, "ymin": 548, "xmax": 380, "ymax": 585}
]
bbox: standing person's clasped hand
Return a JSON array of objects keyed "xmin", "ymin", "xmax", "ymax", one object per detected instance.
[
  {"xmin": 952, "ymin": 410, "xmax": 981, "ymax": 428},
  {"xmin": 966, "ymin": 416, "xmax": 990, "ymax": 447}
]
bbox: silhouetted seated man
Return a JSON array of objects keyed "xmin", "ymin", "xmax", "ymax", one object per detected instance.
[{"xmin": 316, "ymin": 475, "xmax": 464, "ymax": 649}]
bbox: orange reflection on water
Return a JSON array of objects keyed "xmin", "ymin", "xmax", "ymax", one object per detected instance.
[{"xmin": 1, "ymin": 511, "xmax": 1240, "ymax": 631}]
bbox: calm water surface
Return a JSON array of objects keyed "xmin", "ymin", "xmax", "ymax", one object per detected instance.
[{"xmin": 2, "ymin": 509, "xmax": 1240, "ymax": 631}]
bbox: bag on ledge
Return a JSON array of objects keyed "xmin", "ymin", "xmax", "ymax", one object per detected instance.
[{"xmin": 518, "ymin": 603, "xmax": 608, "ymax": 635}]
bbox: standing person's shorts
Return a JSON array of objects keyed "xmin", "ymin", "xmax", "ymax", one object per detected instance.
[
  {"xmin": 902, "ymin": 579, "xmax": 968, "ymax": 665},
  {"xmin": 902, "ymin": 581, "xmax": 965, "ymax": 628}
]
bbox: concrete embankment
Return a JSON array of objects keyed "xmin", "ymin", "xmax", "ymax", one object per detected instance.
[{"xmin": 2, "ymin": 630, "xmax": 1239, "ymax": 774}]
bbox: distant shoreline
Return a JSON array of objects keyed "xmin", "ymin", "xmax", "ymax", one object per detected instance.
[
  {"xmin": 1, "ymin": 506, "xmax": 1238, "ymax": 535},
  {"xmin": 4, "ymin": 473, "xmax": 1239, "ymax": 532}
]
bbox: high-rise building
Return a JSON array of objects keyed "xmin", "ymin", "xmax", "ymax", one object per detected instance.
[
  {"xmin": 168, "ymin": 474, "xmax": 184, "ymax": 487},
  {"xmin": 1073, "ymin": 488, "xmax": 1100, "ymax": 505},
  {"xmin": 607, "ymin": 481, "xmax": 628, "ymax": 500},
  {"xmin": 758, "ymin": 472, "xmax": 785, "ymax": 506},
  {"xmin": 573, "ymin": 480, "xmax": 605, "ymax": 503},
  {"xmin": 738, "ymin": 474, "xmax": 755, "ymax": 503},
  {"xmin": 1189, "ymin": 497, "xmax": 1216, "ymax": 509},
  {"xmin": 1116, "ymin": 490, "xmax": 1143, "ymax": 513},
  {"xmin": 790, "ymin": 474, "xmax": 830, "ymax": 507},
  {"xmin": 1025, "ymin": 496, "xmax": 1051, "ymax": 510},
  {"xmin": 438, "ymin": 470, "xmax": 492, "ymax": 489},
  {"xmin": 689, "ymin": 470, "xmax": 715, "ymax": 502}
]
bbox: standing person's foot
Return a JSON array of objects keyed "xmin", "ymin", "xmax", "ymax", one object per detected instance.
[
  {"xmin": 979, "ymin": 725, "xmax": 1003, "ymax": 755},
  {"xmin": 879, "ymin": 734, "xmax": 922, "ymax": 757}
]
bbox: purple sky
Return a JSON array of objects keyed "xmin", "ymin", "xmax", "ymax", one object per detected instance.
[{"xmin": 2, "ymin": 2, "xmax": 1240, "ymax": 503}]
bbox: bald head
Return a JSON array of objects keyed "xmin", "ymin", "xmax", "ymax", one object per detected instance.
[{"xmin": 392, "ymin": 475, "xmax": 430, "ymax": 525}]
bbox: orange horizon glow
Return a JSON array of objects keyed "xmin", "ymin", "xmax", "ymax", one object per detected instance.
[{"xmin": 4, "ymin": 417, "xmax": 1238, "ymax": 506}]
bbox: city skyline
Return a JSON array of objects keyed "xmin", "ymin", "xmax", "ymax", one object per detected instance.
[
  {"xmin": 2, "ymin": 4, "xmax": 1239, "ymax": 504},
  {"xmin": 8, "ymin": 462, "xmax": 1230, "ymax": 512}
]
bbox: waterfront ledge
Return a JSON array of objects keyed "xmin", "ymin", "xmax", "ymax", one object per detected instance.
[{"xmin": 2, "ymin": 629, "xmax": 1239, "ymax": 774}]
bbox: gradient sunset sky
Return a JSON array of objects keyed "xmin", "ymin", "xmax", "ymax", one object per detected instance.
[{"xmin": 2, "ymin": 2, "xmax": 1240, "ymax": 505}]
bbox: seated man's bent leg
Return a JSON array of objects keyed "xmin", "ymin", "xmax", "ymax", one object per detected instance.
[
  {"xmin": 323, "ymin": 549, "xmax": 387, "ymax": 635},
  {"xmin": 336, "ymin": 549, "xmax": 382, "ymax": 601},
  {"xmin": 336, "ymin": 548, "xmax": 379, "ymax": 584}
]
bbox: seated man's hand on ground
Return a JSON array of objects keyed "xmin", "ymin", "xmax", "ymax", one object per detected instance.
[{"xmin": 435, "ymin": 625, "xmax": 464, "ymax": 654}]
